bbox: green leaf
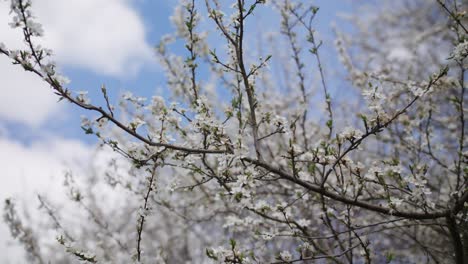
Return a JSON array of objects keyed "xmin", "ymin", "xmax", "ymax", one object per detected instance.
[
  {"xmin": 230, "ymin": 238, "xmax": 237, "ymax": 249},
  {"xmin": 385, "ymin": 251, "xmax": 395, "ymax": 263},
  {"xmin": 206, "ymin": 248, "xmax": 218, "ymax": 260}
]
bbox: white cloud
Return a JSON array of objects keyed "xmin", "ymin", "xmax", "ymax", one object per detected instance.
[
  {"xmin": 0, "ymin": 0, "xmax": 153, "ymax": 126},
  {"xmin": 31, "ymin": 0, "xmax": 154, "ymax": 76},
  {"xmin": 0, "ymin": 0, "xmax": 153, "ymax": 76},
  {"xmin": 0, "ymin": 57, "xmax": 63, "ymax": 127},
  {"xmin": 0, "ymin": 135, "xmax": 135, "ymax": 263},
  {"xmin": 0, "ymin": 136, "xmax": 92, "ymax": 203},
  {"xmin": 0, "ymin": 136, "xmax": 93, "ymax": 263}
]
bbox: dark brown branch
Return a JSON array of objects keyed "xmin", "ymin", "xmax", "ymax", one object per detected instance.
[
  {"xmin": 320, "ymin": 67, "xmax": 447, "ymax": 187},
  {"xmin": 244, "ymin": 157, "xmax": 450, "ymax": 220},
  {"xmin": 436, "ymin": 0, "xmax": 468, "ymax": 34},
  {"xmin": 236, "ymin": 0, "xmax": 262, "ymax": 160},
  {"xmin": 136, "ymin": 163, "xmax": 158, "ymax": 262},
  {"xmin": 272, "ymin": 243, "xmax": 360, "ymax": 264},
  {"xmin": 0, "ymin": 54, "xmax": 225, "ymax": 155},
  {"xmin": 446, "ymin": 216, "xmax": 465, "ymax": 264}
]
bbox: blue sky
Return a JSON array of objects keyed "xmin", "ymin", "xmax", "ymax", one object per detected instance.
[
  {"xmin": 0, "ymin": 0, "xmax": 358, "ymax": 261},
  {"xmin": 0, "ymin": 0, "xmax": 356, "ymax": 143}
]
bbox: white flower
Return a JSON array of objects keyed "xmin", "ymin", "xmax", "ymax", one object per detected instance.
[
  {"xmin": 390, "ymin": 198, "xmax": 403, "ymax": 207},
  {"xmin": 365, "ymin": 164, "xmax": 382, "ymax": 180},
  {"xmin": 130, "ymin": 117, "xmax": 146, "ymax": 130},
  {"xmin": 409, "ymin": 83, "xmax": 425, "ymax": 97},
  {"xmin": 300, "ymin": 242, "xmax": 313, "ymax": 251},
  {"xmin": 8, "ymin": 15, "xmax": 21, "ymax": 29},
  {"xmin": 297, "ymin": 219, "xmax": 311, "ymax": 227},
  {"xmin": 275, "ymin": 202, "xmax": 288, "ymax": 211},
  {"xmin": 80, "ymin": 116, "xmax": 91, "ymax": 127},
  {"xmin": 149, "ymin": 96, "xmax": 166, "ymax": 114},
  {"xmin": 209, "ymin": 9, "xmax": 225, "ymax": 19},
  {"xmin": 8, "ymin": 50, "xmax": 19, "ymax": 59},
  {"xmin": 363, "ymin": 86, "xmax": 385, "ymax": 104},
  {"xmin": 280, "ymin": 251, "xmax": 292, "ymax": 261},
  {"xmin": 298, "ymin": 171, "xmax": 312, "ymax": 181},
  {"xmin": 318, "ymin": 155, "xmax": 335, "ymax": 165},
  {"xmin": 126, "ymin": 142, "xmax": 146, "ymax": 160},
  {"xmin": 340, "ymin": 126, "xmax": 363, "ymax": 140},
  {"xmin": 272, "ymin": 114, "xmax": 288, "ymax": 127},
  {"xmin": 422, "ymin": 187, "xmax": 432, "ymax": 195},
  {"xmin": 387, "ymin": 165, "xmax": 402, "ymax": 174},
  {"xmin": 122, "ymin": 91, "xmax": 133, "ymax": 100},
  {"xmin": 451, "ymin": 40, "xmax": 468, "ymax": 61},
  {"xmin": 26, "ymin": 20, "xmax": 44, "ymax": 36},
  {"xmin": 301, "ymin": 152, "xmax": 314, "ymax": 161},
  {"xmin": 55, "ymin": 74, "xmax": 70, "ymax": 86},
  {"xmin": 255, "ymin": 200, "xmax": 270, "ymax": 211},
  {"xmin": 223, "ymin": 215, "xmax": 242, "ymax": 228},
  {"xmin": 261, "ymin": 232, "xmax": 274, "ymax": 241},
  {"xmin": 41, "ymin": 63, "xmax": 55, "ymax": 75},
  {"xmin": 97, "ymin": 118, "xmax": 108, "ymax": 129},
  {"xmin": 76, "ymin": 91, "xmax": 90, "ymax": 104},
  {"xmin": 326, "ymin": 207, "xmax": 336, "ymax": 217}
]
